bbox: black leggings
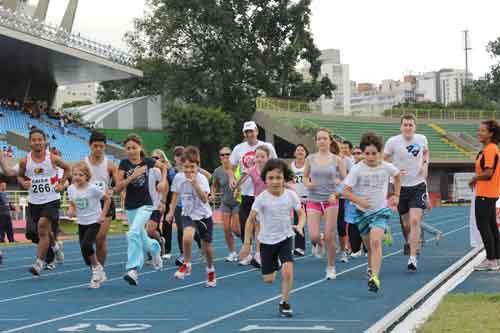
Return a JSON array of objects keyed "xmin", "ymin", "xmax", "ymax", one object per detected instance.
[
  {"xmin": 0, "ymin": 215, "xmax": 14, "ymax": 242},
  {"xmin": 475, "ymin": 196, "xmax": 500, "ymax": 260},
  {"xmin": 239, "ymin": 195, "xmax": 255, "ymax": 242},
  {"xmin": 78, "ymin": 223, "xmax": 100, "ymax": 266}
]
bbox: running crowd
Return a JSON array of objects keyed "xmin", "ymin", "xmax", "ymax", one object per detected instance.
[{"xmin": 3, "ymin": 113, "xmax": 499, "ymax": 318}]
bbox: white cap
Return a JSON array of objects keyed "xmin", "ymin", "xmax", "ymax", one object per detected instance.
[{"xmin": 242, "ymin": 121, "xmax": 257, "ymax": 132}]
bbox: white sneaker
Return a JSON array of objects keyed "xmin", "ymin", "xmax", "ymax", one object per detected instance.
[
  {"xmin": 205, "ymin": 267, "xmax": 217, "ymax": 287},
  {"xmin": 350, "ymin": 250, "xmax": 363, "ymax": 259},
  {"xmin": 225, "ymin": 252, "xmax": 238, "ymax": 262},
  {"xmin": 313, "ymin": 244, "xmax": 324, "ymax": 258},
  {"xmin": 325, "ymin": 266, "xmax": 337, "ymax": 280},
  {"xmin": 90, "ymin": 265, "xmax": 104, "ymax": 289},
  {"xmin": 254, "ymin": 252, "xmax": 262, "ymax": 265},
  {"xmin": 152, "ymin": 253, "xmax": 163, "ymax": 271},
  {"xmin": 124, "ymin": 269, "xmax": 139, "ymax": 286},
  {"xmin": 408, "ymin": 256, "xmax": 418, "ymax": 272},
  {"xmin": 340, "ymin": 251, "xmax": 349, "ymax": 263},
  {"xmin": 162, "ymin": 253, "xmax": 172, "ymax": 260},
  {"xmin": 29, "ymin": 259, "xmax": 44, "ymax": 276},
  {"xmin": 101, "ymin": 270, "xmax": 108, "ymax": 282},
  {"xmin": 239, "ymin": 254, "xmax": 253, "ymax": 266},
  {"xmin": 54, "ymin": 241, "xmax": 64, "ymax": 264}
]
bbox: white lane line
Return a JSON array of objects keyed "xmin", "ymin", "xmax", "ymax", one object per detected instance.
[
  {"xmin": 84, "ymin": 318, "xmax": 189, "ymax": 321},
  {"xmin": 178, "ymin": 224, "xmax": 469, "ymax": 333},
  {"xmin": 247, "ymin": 319, "xmax": 361, "ymax": 322}
]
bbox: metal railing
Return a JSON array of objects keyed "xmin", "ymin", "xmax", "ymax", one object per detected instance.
[
  {"xmin": 385, "ymin": 108, "xmax": 500, "ymax": 121},
  {"xmin": 0, "ymin": 5, "xmax": 135, "ymax": 67},
  {"xmin": 256, "ymin": 97, "xmax": 317, "ymax": 113}
]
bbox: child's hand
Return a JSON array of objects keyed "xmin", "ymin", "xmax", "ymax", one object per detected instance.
[
  {"xmin": 20, "ymin": 179, "xmax": 31, "ymax": 190},
  {"xmin": 233, "ymin": 188, "xmax": 241, "ymax": 200},
  {"xmin": 67, "ymin": 207, "xmax": 76, "ymax": 218},
  {"xmin": 239, "ymin": 243, "xmax": 251, "ymax": 261},
  {"xmin": 97, "ymin": 215, "xmax": 105, "ymax": 224},
  {"xmin": 334, "ymin": 178, "xmax": 342, "ymax": 186},
  {"xmin": 305, "ymin": 182, "xmax": 316, "ymax": 190},
  {"xmin": 387, "ymin": 194, "xmax": 399, "ymax": 212},
  {"xmin": 328, "ymin": 193, "xmax": 339, "ymax": 205},
  {"xmin": 131, "ymin": 166, "xmax": 147, "ymax": 180},
  {"xmin": 54, "ymin": 182, "xmax": 65, "ymax": 193},
  {"xmin": 358, "ymin": 198, "xmax": 371, "ymax": 210},
  {"xmin": 165, "ymin": 212, "xmax": 174, "ymax": 224},
  {"xmin": 293, "ymin": 225, "xmax": 304, "ymax": 237}
]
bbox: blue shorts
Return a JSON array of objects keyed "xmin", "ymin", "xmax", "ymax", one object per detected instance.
[{"xmin": 353, "ymin": 208, "xmax": 393, "ymax": 237}]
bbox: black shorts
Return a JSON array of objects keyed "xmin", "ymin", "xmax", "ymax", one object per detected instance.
[
  {"xmin": 398, "ymin": 182, "xmax": 427, "ymax": 215},
  {"xmin": 28, "ymin": 200, "xmax": 60, "ymax": 224},
  {"xmin": 101, "ymin": 199, "xmax": 116, "ymax": 220},
  {"xmin": 182, "ymin": 216, "xmax": 213, "ymax": 242},
  {"xmin": 260, "ymin": 237, "xmax": 294, "ymax": 275},
  {"xmin": 337, "ymin": 198, "xmax": 347, "ymax": 237},
  {"xmin": 150, "ymin": 210, "xmax": 161, "ymax": 224}
]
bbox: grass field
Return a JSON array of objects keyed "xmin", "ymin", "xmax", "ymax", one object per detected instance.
[
  {"xmin": 59, "ymin": 220, "xmax": 128, "ymax": 237},
  {"xmin": 99, "ymin": 128, "xmax": 168, "ymax": 154},
  {"xmin": 419, "ymin": 293, "xmax": 500, "ymax": 333}
]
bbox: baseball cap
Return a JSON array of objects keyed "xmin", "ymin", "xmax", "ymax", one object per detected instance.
[{"xmin": 242, "ymin": 121, "xmax": 257, "ymax": 132}]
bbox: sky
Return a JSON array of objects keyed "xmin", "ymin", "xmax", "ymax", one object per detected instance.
[{"xmin": 42, "ymin": 0, "xmax": 500, "ymax": 84}]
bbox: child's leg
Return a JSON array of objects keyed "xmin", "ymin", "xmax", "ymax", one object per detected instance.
[
  {"xmin": 79, "ymin": 224, "xmax": 100, "ymax": 266},
  {"xmin": 281, "ymin": 262, "xmax": 294, "ymax": 303},
  {"xmin": 222, "ymin": 213, "xmax": 235, "ymax": 253},
  {"xmin": 324, "ymin": 207, "xmax": 339, "ymax": 267},
  {"xmin": 202, "ymin": 240, "xmax": 214, "ymax": 268},
  {"xmin": 368, "ymin": 228, "xmax": 385, "ymax": 277},
  {"xmin": 362, "ymin": 234, "xmax": 371, "ymax": 269},
  {"xmin": 306, "ymin": 209, "xmax": 322, "ymax": 245},
  {"xmin": 182, "ymin": 226, "xmax": 196, "ymax": 264}
]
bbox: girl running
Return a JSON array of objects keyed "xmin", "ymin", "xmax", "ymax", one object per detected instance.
[
  {"xmin": 115, "ymin": 134, "xmax": 167, "ymax": 286},
  {"xmin": 304, "ymin": 128, "xmax": 346, "ymax": 279},
  {"xmin": 167, "ymin": 146, "xmax": 217, "ymax": 287},
  {"xmin": 343, "ymin": 133, "xmax": 401, "ymax": 293},
  {"xmin": 240, "ymin": 159, "xmax": 305, "ymax": 317},
  {"xmin": 212, "ymin": 147, "xmax": 240, "ymax": 262},
  {"xmin": 290, "ymin": 144, "xmax": 309, "ymax": 256},
  {"xmin": 67, "ymin": 162, "xmax": 111, "ymax": 288},
  {"xmin": 235, "ymin": 145, "xmax": 271, "ymax": 267}
]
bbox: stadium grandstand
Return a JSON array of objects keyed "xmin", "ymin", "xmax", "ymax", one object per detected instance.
[{"xmin": 253, "ymin": 97, "xmax": 490, "ymax": 204}]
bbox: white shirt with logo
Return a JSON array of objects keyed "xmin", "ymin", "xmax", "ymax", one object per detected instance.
[
  {"xmin": 68, "ymin": 184, "xmax": 104, "ymax": 225},
  {"xmin": 171, "ymin": 172, "xmax": 212, "ymax": 220}
]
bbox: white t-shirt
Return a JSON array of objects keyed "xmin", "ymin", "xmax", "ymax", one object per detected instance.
[
  {"xmin": 148, "ymin": 167, "xmax": 162, "ymax": 209},
  {"xmin": 344, "ymin": 161, "xmax": 400, "ymax": 213},
  {"xmin": 171, "ymin": 172, "xmax": 212, "ymax": 220},
  {"xmin": 230, "ymin": 140, "xmax": 277, "ymax": 196},
  {"xmin": 252, "ymin": 189, "xmax": 301, "ymax": 245},
  {"xmin": 384, "ymin": 134, "xmax": 428, "ymax": 187},
  {"xmin": 67, "ymin": 184, "xmax": 104, "ymax": 225},
  {"xmin": 290, "ymin": 161, "xmax": 307, "ymax": 198}
]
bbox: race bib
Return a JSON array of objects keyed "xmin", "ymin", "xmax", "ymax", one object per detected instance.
[
  {"xmin": 75, "ymin": 197, "xmax": 89, "ymax": 209},
  {"xmin": 30, "ymin": 178, "xmax": 53, "ymax": 194}
]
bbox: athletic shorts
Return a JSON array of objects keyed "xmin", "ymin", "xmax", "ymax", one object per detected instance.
[
  {"xmin": 28, "ymin": 200, "xmax": 60, "ymax": 225},
  {"xmin": 260, "ymin": 237, "xmax": 294, "ymax": 275},
  {"xmin": 306, "ymin": 200, "xmax": 338, "ymax": 215},
  {"xmin": 182, "ymin": 216, "xmax": 213, "ymax": 242},
  {"xmin": 398, "ymin": 182, "xmax": 427, "ymax": 215},
  {"xmin": 101, "ymin": 199, "xmax": 116, "ymax": 220},
  {"xmin": 150, "ymin": 210, "xmax": 161, "ymax": 224},
  {"xmin": 220, "ymin": 202, "xmax": 239, "ymax": 214},
  {"xmin": 354, "ymin": 208, "xmax": 392, "ymax": 237},
  {"xmin": 337, "ymin": 198, "xmax": 347, "ymax": 237}
]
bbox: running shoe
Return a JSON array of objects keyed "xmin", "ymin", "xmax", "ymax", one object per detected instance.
[
  {"xmin": 238, "ymin": 254, "xmax": 253, "ymax": 266},
  {"xmin": 175, "ymin": 255, "xmax": 184, "ymax": 266},
  {"xmin": 224, "ymin": 252, "xmax": 239, "ymax": 262},
  {"xmin": 44, "ymin": 260, "xmax": 56, "ymax": 271},
  {"xmin": 160, "ymin": 237, "xmax": 166, "ymax": 256},
  {"xmin": 124, "ymin": 269, "xmax": 139, "ymax": 286},
  {"xmin": 350, "ymin": 250, "xmax": 363, "ymax": 259},
  {"xmin": 474, "ymin": 260, "xmax": 500, "ymax": 271},
  {"xmin": 340, "ymin": 251, "xmax": 349, "ymax": 263},
  {"xmin": 205, "ymin": 268, "xmax": 216, "ymax": 287},
  {"xmin": 174, "ymin": 263, "xmax": 192, "ymax": 279},
  {"xmin": 90, "ymin": 264, "xmax": 105, "ymax": 289},
  {"xmin": 407, "ymin": 256, "xmax": 418, "ymax": 272},
  {"xmin": 368, "ymin": 275, "xmax": 380, "ymax": 293},
  {"xmin": 279, "ymin": 301, "xmax": 293, "ymax": 318},
  {"xmin": 162, "ymin": 253, "xmax": 172, "ymax": 260},
  {"xmin": 325, "ymin": 266, "xmax": 337, "ymax": 280},
  {"xmin": 366, "ymin": 267, "xmax": 372, "ymax": 279},
  {"xmin": 54, "ymin": 241, "xmax": 64, "ymax": 264},
  {"xmin": 251, "ymin": 252, "xmax": 262, "ymax": 268},
  {"xmin": 152, "ymin": 253, "xmax": 163, "ymax": 271},
  {"xmin": 293, "ymin": 248, "xmax": 305, "ymax": 257},
  {"xmin": 29, "ymin": 259, "xmax": 44, "ymax": 276}
]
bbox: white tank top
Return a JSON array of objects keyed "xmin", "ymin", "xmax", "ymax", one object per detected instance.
[
  {"xmin": 26, "ymin": 151, "xmax": 61, "ymax": 204},
  {"xmin": 85, "ymin": 156, "xmax": 111, "ymax": 192},
  {"xmin": 291, "ymin": 161, "xmax": 307, "ymax": 198}
]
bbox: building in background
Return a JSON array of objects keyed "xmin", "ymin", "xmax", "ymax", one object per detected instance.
[
  {"xmin": 54, "ymin": 83, "xmax": 98, "ymax": 110},
  {"xmin": 318, "ymin": 49, "xmax": 351, "ymax": 114},
  {"xmin": 357, "ymin": 82, "xmax": 376, "ymax": 93},
  {"xmin": 416, "ymin": 69, "xmax": 472, "ymax": 105}
]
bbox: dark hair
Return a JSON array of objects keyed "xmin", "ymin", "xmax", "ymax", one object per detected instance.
[
  {"xmin": 352, "ymin": 146, "xmax": 362, "ymax": 152},
  {"xmin": 255, "ymin": 145, "xmax": 271, "ymax": 157},
  {"xmin": 400, "ymin": 113, "xmax": 417, "ymax": 124},
  {"xmin": 182, "ymin": 146, "xmax": 200, "ymax": 165},
  {"xmin": 295, "ymin": 144, "xmax": 309, "ymax": 156},
  {"xmin": 342, "ymin": 140, "xmax": 353, "ymax": 150},
  {"xmin": 89, "ymin": 131, "xmax": 107, "ymax": 145},
  {"xmin": 29, "ymin": 128, "xmax": 46, "ymax": 140},
  {"xmin": 315, "ymin": 128, "xmax": 340, "ymax": 155},
  {"xmin": 359, "ymin": 132, "xmax": 384, "ymax": 152},
  {"xmin": 123, "ymin": 134, "xmax": 145, "ymax": 158},
  {"xmin": 481, "ymin": 120, "xmax": 500, "ymax": 144},
  {"xmin": 261, "ymin": 158, "xmax": 294, "ymax": 182}
]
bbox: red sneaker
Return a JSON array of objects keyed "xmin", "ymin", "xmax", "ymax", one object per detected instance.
[
  {"xmin": 206, "ymin": 269, "xmax": 216, "ymax": 287},
  {"xmin": 174, "ymin": 263, "xmax": 192, "ymax": 279}
]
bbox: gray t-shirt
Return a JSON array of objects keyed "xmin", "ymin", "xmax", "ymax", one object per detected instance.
[
  {"xmin": 344, "ymin": 161, "xmax": 400, "ymax": 213},
  {"xmin": 307, "ymin": 153, "xmax": 338, "ymax": 202},
  {"xmin": 252, "ymin": 189, "xmax": 301, "ymax": 245},
  {"xmin": 213, "ymin": 166, "xmax": 238, "ymax": 207}
]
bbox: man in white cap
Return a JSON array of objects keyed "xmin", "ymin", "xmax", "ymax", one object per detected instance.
[{"xmin": 230, "ymin": 121, "xmax": 277, "ymax": 265}]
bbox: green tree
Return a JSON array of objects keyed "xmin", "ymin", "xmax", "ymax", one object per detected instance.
[
  {"xmin": 164, "ymin": 103, "xmax": 235, "ymax": 169},
  {"xmin": 100, "ymin": 0, "xmax": 333, "ymax": 134},
  {"xmin": 472, "ymin": 38, "xmax": 500, "ymax": 105}
]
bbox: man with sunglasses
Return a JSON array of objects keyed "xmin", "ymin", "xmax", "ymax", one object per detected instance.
[
  {"xmin": 229, "ymin": 121, "xmax": 277, "ymax": 265},
  {"xmin": 384, "ymin": 113, "xmax": 429, "ymax": 272}
]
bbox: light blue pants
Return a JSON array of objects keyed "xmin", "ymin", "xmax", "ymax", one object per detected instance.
[{"xmin": 126, "ymin": 206, "xmax": 160, "ymax": 271}]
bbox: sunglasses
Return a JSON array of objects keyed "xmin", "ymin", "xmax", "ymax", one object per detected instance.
[{"xmin": 220, "ymin": 153, "xmax": 230, "ymax": 157}]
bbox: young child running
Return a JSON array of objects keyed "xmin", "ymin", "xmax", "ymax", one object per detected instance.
[
  {"xmin": 235, "ymin": 145, "xmax": 271, "ymax": 268},
  {"xmin": 290, "ymin": 144, "xmax": 309, "ymax": 256},
  {"xmin": 167, "ymin": 146, "xmax": 216, "ymax": 287},
  {"xmin": 343, "ymin": 133, "xmax": 401, "ymax": 293},
  {"xmin": 67, "ymin": 162, "xmax": 111, "ymax": 288},
  {"xmin": 240, "ymin": 159, "xmax": 305, "ymax": 317},
  {"xmin": 115, "ymin": 134, "xmax": 167, "ymax": 286},
  {"xmin": 304, "ymin": 128, "xmax": 346, "ymax": 279}
]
